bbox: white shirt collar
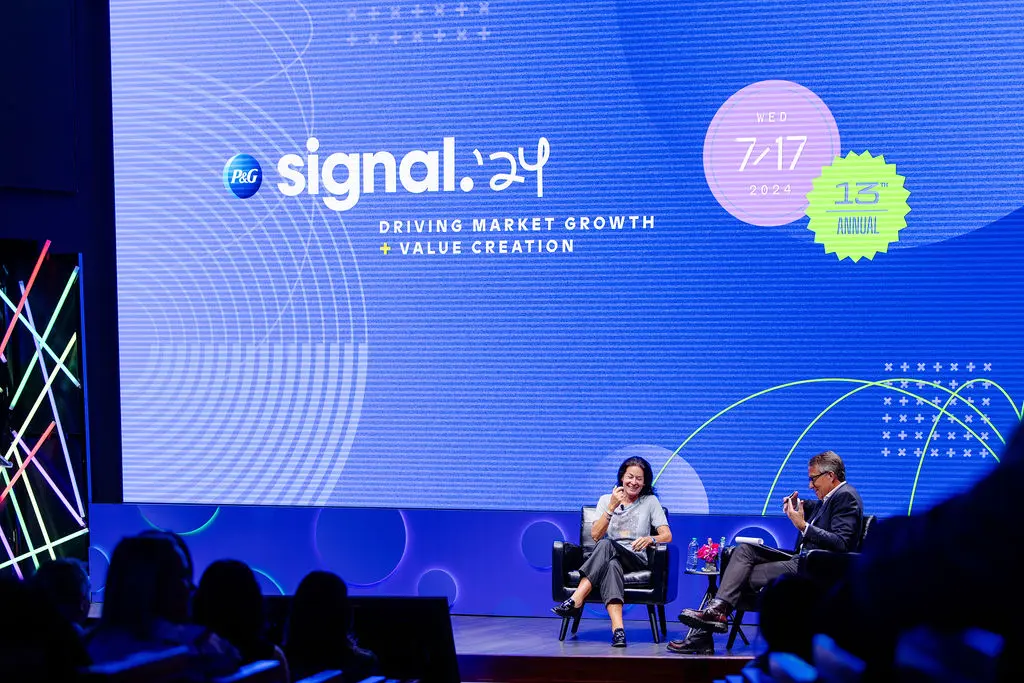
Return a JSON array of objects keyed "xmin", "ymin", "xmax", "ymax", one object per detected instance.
[{"xmin": 822, "ymin": 480, "xmax": 846, "ymax": 503}]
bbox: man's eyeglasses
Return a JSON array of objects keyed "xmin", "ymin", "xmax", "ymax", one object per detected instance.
[{"xmin": 808, "ymin": 471, "xmax": 833, "ymax": 484}]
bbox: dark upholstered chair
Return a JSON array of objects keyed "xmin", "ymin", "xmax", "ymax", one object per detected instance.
[
  {"xmin": 551, "ymin": 506, "xmax": 676, "ymax": 642},
  {"xmin": 798, "ymin": 515, "xmax": 875, "ymax": 587},
  {"xmin": 723, "ymin": 514, "xmax": 876, "ymax": 650}
]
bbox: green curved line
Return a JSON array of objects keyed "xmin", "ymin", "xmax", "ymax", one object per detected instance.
[
  {"xmin": 761, "ymin": 378, "xmax": 1007, "ymax": 511},
  {"xmin": 178, "ymin": 507, "xmax": 221, "ymax": 536},
  {"xmin": 650, "ymin": 377, "xmax": 1013, "ymax": 505},
  {"xmin": 653, "ymin": 378, "xmax": 848, "ymax": 484},
  {"xmin": 890, "ymin": 376, "xmax": 1013, "ymax": 443},
  {"xmin": 930, "ymin": 378, "xmax": 1008, "ymax": 444},
  {"xmin": 761, "ymin": 377, "xmax": 1007, "ymax": 513},
  {"xmin": 252, "ymin": 566, "xmax": 286, "ymax": 595},
  {"xmin": 141, "ymin": 507, "xmax": 221, "ymax": 537},
  {"xmin": 761, "ymin": 382, "xmax": 882, "ymax": 515},
  {"xmin": 908, "ymin": 378, "xmax": 1012, "ymax": 515},
  {"xmin": 981, "ymin": 381, "xmax": 1023, "ymax": 421}
]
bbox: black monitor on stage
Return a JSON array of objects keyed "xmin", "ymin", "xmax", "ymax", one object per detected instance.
[
  {"xmin": 265, "ymin": 595, "xmax": 460, "ymax": 683},
  {"xmin": 350, "ymin": 596, "xmax": 460, "ymax": 683}
]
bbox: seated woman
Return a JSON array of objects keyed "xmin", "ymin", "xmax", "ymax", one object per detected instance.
[
  {"xmin": 192, "ymin": 560, "xmax": 289, "ymax": 679},
  {"xmin": 285, "ymin": 570, "xmax": 379, "ymax": 683},
  {"xmin": 552, "ymin": 455, "xmax": 672, "ymax": 647}
]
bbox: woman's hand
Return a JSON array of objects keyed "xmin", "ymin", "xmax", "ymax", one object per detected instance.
[
  {"xmin": 631, "ymin": 536, "xmax": 655, "ymax": 551},
  {"xmin": 610, "ymin": 486, "xmax": 628, "ymax": 510}
]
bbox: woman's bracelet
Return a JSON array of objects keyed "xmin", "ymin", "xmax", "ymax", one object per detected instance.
[{"xmin": 605, "ymin": 507, "xmax": 615, "ymax": 517}]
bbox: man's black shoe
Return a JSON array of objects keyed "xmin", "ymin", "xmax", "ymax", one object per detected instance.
[
  {"xmin": 678, "ymin": 598, "xmax": 731, "ymax": 634},
  {"xmin": 611, "ymin": 627, "xmax": 627, "ymax": 648},
  {"xmin": 551, "ymin": 598, "xmax": 580, "ymax": 617},
  {"xmin": 667, "ymin": 630, "xmax": 715, "ymax": 655}
]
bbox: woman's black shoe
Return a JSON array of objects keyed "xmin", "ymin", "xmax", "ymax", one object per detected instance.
[
  {"xmin": 612, "ymin": 628, "xmax": 627, "ymax": 647},
  {"xmin": 551, "ymin": 598, "xmax": 579, "ymax": 617}
]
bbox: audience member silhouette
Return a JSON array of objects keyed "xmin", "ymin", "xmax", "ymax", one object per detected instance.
[
  {"xmin": 139, "ymin": 529, "xmax": 196, "ymax": 597},
  {"xmin": 193, "ymin": 559, "xmax": 290, "ymax": 678},
  {"xmin": 0, "ymin": 575, "xmax": 90, "ymax": 682},
  {"xmin": 751, "ymin": 421, "xmax": 1024, "ymax": 680},
  {"xmin": 30, "ymin": 557, "xmax": 91, "ymax": 633},
  {"xmin": 816, "ymin": 420, "xmax": 1023, "ymax": 679},
  {"xmin": 754, "ymin": 573, "xmax": 819, "ymax": 663},
  {"xmin": 85, "ymin": 534, "xmax": 241, "ymax": 678},
  {"xmin": 285, "ymin": 570, "xmax": 379, "ymax": 683}
]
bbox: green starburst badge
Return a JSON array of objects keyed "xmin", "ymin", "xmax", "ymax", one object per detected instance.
[{"xmin": 805, "ymin": 151, "xmax": 911, "ymax": 262}]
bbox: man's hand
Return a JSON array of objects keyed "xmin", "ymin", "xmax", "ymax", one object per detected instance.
[
  {"xmin": 632, "ymin": 536, "xmax": 655, "ymax": 551},
  {"xmin": 784, "ymin": 495, "xmax": 807, "ymax": 532}
]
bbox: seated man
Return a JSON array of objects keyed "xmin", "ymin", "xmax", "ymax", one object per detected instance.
[{"xmin": 668, "ymin": 450, "xmax": 863, "ymax": 654}]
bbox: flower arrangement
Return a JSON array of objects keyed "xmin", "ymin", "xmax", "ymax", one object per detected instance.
[{"xmin": 696, "ymin": 538, "xmax": 720, "ymax": 566}]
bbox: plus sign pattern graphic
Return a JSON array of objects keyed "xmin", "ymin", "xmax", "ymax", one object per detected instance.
[
  {"xmin": 343, "ymin": 2, "xmax": 494, "ymax": 46},
  {"xmin": 879, "ymin": 361, "xmax": 996, "ymax": 460},
  {"xmin": 650, "ymin": 369, "xmax": 1022, "ymax": 518}
]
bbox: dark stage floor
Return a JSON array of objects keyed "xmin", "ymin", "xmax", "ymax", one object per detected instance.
[{"xmin": 452, "ymin": 615, "xmax": 755, "ymax": 683}]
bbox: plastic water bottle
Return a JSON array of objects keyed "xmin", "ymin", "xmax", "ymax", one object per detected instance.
[
  {"xmin": 686, "ymin": 537, "xmax": 698, "ymax": 571},
  {"xmin": 718, "ymin": 536, "xmax": 727, "ymax": 571}
]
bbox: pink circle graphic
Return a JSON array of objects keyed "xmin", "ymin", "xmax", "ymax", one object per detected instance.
[{"xmin": 704, "ymin": 80, "xmax": 841, "ymax": 227}]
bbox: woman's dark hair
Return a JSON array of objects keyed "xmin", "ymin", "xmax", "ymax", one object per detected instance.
[
  {"xmin": 285, "ymin": 571, "xmax": 354, "ymax": 674},
  {"xmin": 138, "ymin": 529, "xmax": 195, "ymax": 588},
  {"xmin": 100, "ymin": 535, "xmax": 191, "ymax": 637},
  {"xmin": 617, "ymin": 456, "xmax": 656, "ymax": 497},
  {"xmin": 193, "ymin": 560, "xmax": 273, "ymax": 663}
]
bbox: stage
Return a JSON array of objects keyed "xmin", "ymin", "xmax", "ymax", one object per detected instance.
[{"xmin": 451, "ymin": 615, "xmax": 754, "ymax": 683}]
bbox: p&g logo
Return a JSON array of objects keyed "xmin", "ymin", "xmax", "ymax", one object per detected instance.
[{"xmin": 223, "ymin": 154, "xmax": 262, "ymax": 198}]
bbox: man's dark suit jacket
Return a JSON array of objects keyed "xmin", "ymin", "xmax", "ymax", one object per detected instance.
[{"xmin": 798, "ymin": 483, "xmax": 863, "ymax": 553}]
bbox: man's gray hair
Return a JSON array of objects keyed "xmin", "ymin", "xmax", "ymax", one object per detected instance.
[{"xmin": 808, "ymin": 450, "xmax": 846, "ymax": 482}]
